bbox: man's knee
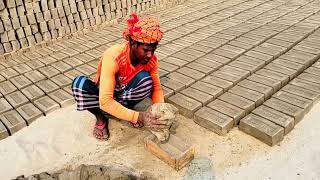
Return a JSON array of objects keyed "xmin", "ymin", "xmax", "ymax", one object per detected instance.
[{"xmin": 71, "ymin": 75, "xmax": 88, "ymax": 89}]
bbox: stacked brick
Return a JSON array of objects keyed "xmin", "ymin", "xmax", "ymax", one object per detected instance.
[{"xmin": 0, "ymin": 0, "xmax": 165, "ymax": 55}]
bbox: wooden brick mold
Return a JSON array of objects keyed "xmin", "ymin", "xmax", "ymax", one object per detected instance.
[{"xmin": 144, "ymin": 133, "xmax": 195, "ymax": 171}]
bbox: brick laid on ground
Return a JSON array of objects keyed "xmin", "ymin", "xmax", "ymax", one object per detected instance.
[
  {"xmin": 239, "ymin": 113, "xmax": 284, "ymax": 146},
  {"xmin": 219, "ymin": 65, "xmax": 250, "ymax": 78},
  {"xmin": 76, "ymin": 64, "xmax": 96, "ymax": 75},
  {"xmin": 218, "ymin": 92, "xmax": 255, "ymax": 113},
  {"xmin": 167, "ymin": 93, "xmax": 202, "ymax": 118},
  {"xmin": 207, "ymin": 99, "xmax": 245, "ymax": 125},
  {"xmin": 265, "ymin": 63, "xmax": 298, "ymax": 80},
  {"xmin": 12, "ymin": 64, "xmax": 32, "ymax": 74},
  {"xmin": 282, "ymin": 84, "xmax": 320, "ymax": 103},
  {"xmin": 238, "ymin": 79, "xmax": 273, "ymax": 99},
  {"xmin": 296, "ymin": 73, "xmax": 320, "ymax": 85},
  {"xmin": 162, "ymin": 86, "xmax": 174, "ymax": 99},
  {"xmin": 159, "ymin": 61, "xmax": 178, "ymax": 72},
  {"xmin": 247, "ymin": 74, "xmax": 282, "ymax": 92},
  {"xmin": 228, "ymin": 85, "xmax": 265, "ymax": 106},
  {"xmin": 38, "ymin": 66, "xmax": 60, "ymax": 78},
  {"xmin": 305, "ymin": 67, "xmax": 320, "ymax": 76},
  {"xmin": 5, "ymin": 91, "xmax": 29, "ymax": 108},
  {"xmin": 177, "ymin": 67, "xmax": 205, "ymax": 80},
  {"xmin": 201, "ymin": 76, "xmax": 233, "ymax": 91},
  {"xmin": 0, "ymin": 110, "xmax": 27, "ymax": 135},
  {"xmin": 180, "ymin": 87, "xmax": 213, "ymax": 105},
  {"xmin": 194, "ymin": 107, "xmax": 234, "ymax": 135},
  {"xmin": 0, "ymin": 98, "xmax": 13, "ymax": 114},
  {"xmin": 186, "ymin": 62, "xmax": 215, "ymax": 74},
  {"xmin": 49, "ymin": 89, "xmax": 75, "ymax": 107},
  {"xmin": 51, "ymin": 61, "xmax": 73, "ymax": 73},
  {"xmin": 16, "ymin": 103, "xmax": 43, "ymax": 124},
  {"xmin": 36, "ymin": 79, "xmax": 59, "ymax": 94},
  {"xmin": 21, "ymin": 85, "xmax": 45, "ymax": 101},
  {"xmin": 34, "ymin": 96, "xmax": 60, "ymax": 115},
  {"xmin": 0, "ymin": 80, "xmax": 18, "ymax": 95},
  {"xmin": 162, "ymin": 57, "xmax": 188, "ymax": 67},
  {"xmin": 51, "ymin": 74, "xmax": 72, "ymax": 87},
  {"xmin": 264, "ymin": 98, "xmax": 305, "ymax": 124},
  {"xmin": 64, "ymin": 69, "xmax": 82, "ymax": 80},
  {"xmin": 0, "ymin": 122, "xmax": 9, "ymax": 140},
  {"xmin": 10, "ymin": 75, "xmax": 32, "ymax": 89},
  {"xmin": 273, "ymin": 58, "xmax": 305, "ymax": 74},
  {"xmin": 166, "ymin": 72, "xmax": 195, "ymax": 87},
  {"xmin": 255, "ymin": 69, "xmax": 289, "ymax": 86},
  {"xmin": 161, "ymin": 77, "xmax": 185, "ymax": 93},
  {"xmin": 252, "ymin": 105, "xmax": 294, "ymax": 135},
  {"xmin": 191, "ymin": 81, "xmax": 223, "ymax": 98},
  {"xmin": 290, "ymin": 78, "xmax": 320, "ymax": 93},
  {"xmin": 273, "ymin": 91, "xmax": 313, "ymax": 114},
  {"xmin": 228, "ymin": 60, "xmax": 261, "ymax": 73},
  {"xmin": 0, "ymin": 67, "xmax": 19, "ymax": 79},
  {"xmin": 211, "ymin": 71, "xmax": 243, "ymax": 84},
  {"xmin": 196, "ymin": 56, "xmax": 225, "ymax": 67},
  {"xmin": 24, "ymin": 70, "xmax": 46, "ymax": 83}
]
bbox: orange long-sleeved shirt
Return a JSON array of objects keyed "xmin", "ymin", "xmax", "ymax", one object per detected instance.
[{"xmin": 93, "ymin": 43, "xmax": 164, "ymax": 123}]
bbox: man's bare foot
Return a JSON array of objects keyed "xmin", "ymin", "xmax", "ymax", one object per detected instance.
[{"xmin": 93, "ymin": 114, "xmax": 109, "ymax": 140}]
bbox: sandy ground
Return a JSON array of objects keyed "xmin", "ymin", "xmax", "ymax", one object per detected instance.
[{"xmin": 0, "ymin": 102, "xmax": 319, "ymax": 180}]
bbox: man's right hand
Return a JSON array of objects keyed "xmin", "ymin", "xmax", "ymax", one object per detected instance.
[{"xmin": 137, "ymin": 110, "xmax": 168, "ymax": 131}]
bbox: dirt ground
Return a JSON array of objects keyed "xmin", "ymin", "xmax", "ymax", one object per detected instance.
[{"xmin": 0, "ymin": 102, "xmax": 319, "ymax": 180}]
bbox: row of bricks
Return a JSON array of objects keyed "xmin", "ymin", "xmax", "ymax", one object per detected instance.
[
  {"xmin": 0, "ymin": 31, "xmax": 116, "ymax": 68},
  {"xmin": 0, "ymin": 25, "xmax": 122, "ymax": 67},
  {"xmin": 0, "ymin": 88, "xmax": 75, "ymax": 139},
  {"xmin": 0, "ymin": 62, "xmax": 97, "ymax": 95},
  {"xmin": 154, "ymin": 0, "xmax": 306, "ymax": 47},
  {"xmin": 0, "ymin": 46, "xmax": 101, "ymax": 80},
  {"xmin": 0, "ymin": 0, "xmax": 158, "ymax": 23},
  {"xmin": 240, "ymin": 61, "xmax": 320, "ymax": 146},
  {"xmin": 0, "ymin": 0, "xmax": 162, "ymax": 54},
  {"xmin": 158, "ymin": 23, "xmax": 315, "ymax": 99},
  {"xmin": 156, "ymin": 2, "xmax": 320, "ymax": 62},
  {"xmin": 0, "ymin": 15, "xmax": 119, "ymax": 53},
  {"xmin": 193, "ymin": 37, "xmax": 320, "ymax": 143},
  {"xmin": 0, "ymin": 0, "xmax": 157, "ymax": 11},
  {"xmin": 158, "ymin": 4, "xmax": 320, "ymax": 92},
  {"xmin": 163, "ymin": 28, "xmax": 319, "ymax": 136}
]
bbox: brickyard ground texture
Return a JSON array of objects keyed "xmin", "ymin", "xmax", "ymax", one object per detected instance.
[{"xmin": 0, "ymin": 0, "xmax": 320, "ymax": 178}]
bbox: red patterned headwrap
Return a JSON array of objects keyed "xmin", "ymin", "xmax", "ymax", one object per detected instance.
[{"xmin": 123, "ymin": 13, "xmax": 163, "ymax": 44}]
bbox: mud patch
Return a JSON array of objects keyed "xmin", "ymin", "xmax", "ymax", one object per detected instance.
[{"xmin": 14, "ymin": 164, "xmax": 153, "ymax": 180}]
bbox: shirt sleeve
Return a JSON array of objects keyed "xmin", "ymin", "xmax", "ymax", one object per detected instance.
[
  {"xmin": 150, "ymin": 59, "xmax": 164, "ymax": 103},
  {"xmin": 99, "ymin": 53, "xmax": 140, "ymax": 123}
]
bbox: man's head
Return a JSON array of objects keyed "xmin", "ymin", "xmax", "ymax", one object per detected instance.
[
  {"xmin": 123, "ymin": 13, "xmax": 163, "ymax": 65},
  {"xmin": 129, "ymin": 37, "xmax": 158, "ymax": 64}
]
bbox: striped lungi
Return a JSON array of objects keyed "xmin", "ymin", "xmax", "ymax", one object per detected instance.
[{"xmin": 71, "ymin": 71, "xmax": 153, "ymax": 111}]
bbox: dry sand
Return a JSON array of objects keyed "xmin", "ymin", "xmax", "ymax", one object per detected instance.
[{"xmin": 0, "ymin": 102, "xmax": 319, "ymax": 180}]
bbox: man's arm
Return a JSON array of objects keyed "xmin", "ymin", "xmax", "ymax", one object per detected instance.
[
  {"xmin": 99, "ymin": 55, "xmax": 140, "ymax": 123},
  {"xmin": 150, "ymin": 60, "xmax": 164, "ymax": 103}
]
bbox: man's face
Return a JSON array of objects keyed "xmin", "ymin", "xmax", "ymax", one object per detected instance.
[{"xmin": 132, "ymin": 43, "xmax": 157, "ymax": 64}]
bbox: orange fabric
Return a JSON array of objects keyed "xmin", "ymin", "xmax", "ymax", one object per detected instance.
[
  {"xmin": 123, "ymin": 13, "xmax": 163, "ymax": 43},
  {"xmin": 93, "ymin": 43, "xmax": 164, "ymax": 123}
]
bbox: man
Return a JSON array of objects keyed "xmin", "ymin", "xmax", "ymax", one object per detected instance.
[{"xmin": 71, "ymin": 13, "xmax": 167, "ymax": 140}]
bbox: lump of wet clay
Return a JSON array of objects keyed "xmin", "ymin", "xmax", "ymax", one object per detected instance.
[{"xmin": 149, "ymin": 103, "xmax": 178, "ymax": 142}]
